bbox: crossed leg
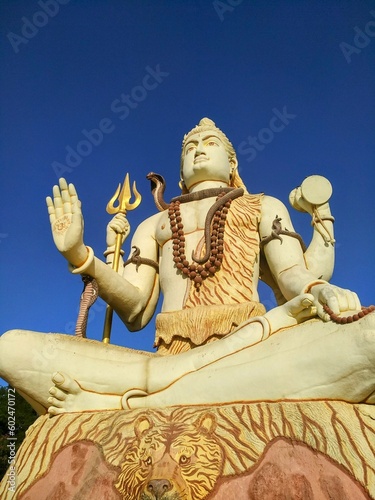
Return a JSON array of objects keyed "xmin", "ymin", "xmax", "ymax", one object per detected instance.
[
  {"xmin": 1, "ymin": 297, "xmax": 375, "ymax": 414},
  {"xmin": 0, "ymin": 330, "xmax": 152, "ymax": 414},
  {"xmin": 131, "ymin": 310, "xmax": 375, "ymax": 408}
]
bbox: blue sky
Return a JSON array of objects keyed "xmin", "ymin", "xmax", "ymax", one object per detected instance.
[{"xmin": 0, "ymin": 0, "xmax": 374, "ymax": 361}]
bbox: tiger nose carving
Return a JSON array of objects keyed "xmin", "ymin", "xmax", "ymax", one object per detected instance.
[{"xmin": 148, "ymin": 478, "xmax": 172, "ymax": 498}]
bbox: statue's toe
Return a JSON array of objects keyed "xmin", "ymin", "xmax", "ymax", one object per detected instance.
[
  {"xmin": 52, "ymin": 371, "xmax": 80, "ymax": 395},
  {"xmin": 47, "ymin": 396, "xmax": 64, "ymax": 409},
  {"xmin": 48, "ymin": 404, "xmax": 66, "ymax": 416},
  {"xmin": 49, "ymin": 386, "xmax": 67, "ymax": 401}
]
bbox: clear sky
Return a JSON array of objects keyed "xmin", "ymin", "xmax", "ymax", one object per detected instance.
[{"xmin": 0, "ymin": 1, "xmax": 374, "ymax": 367}]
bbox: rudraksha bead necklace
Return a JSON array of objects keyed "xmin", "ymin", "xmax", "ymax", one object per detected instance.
[
  {"xmin": 323, "ymin": 303, "xmax": 375, "ymax": 324},
  {"xmin": 168, "ymin": 192, "xmax": 232, "ymax": 288}
]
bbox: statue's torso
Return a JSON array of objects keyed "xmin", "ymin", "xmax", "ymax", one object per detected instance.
[{"xmin": 154, "ymin": 194, "xmax": 263, "ymax": 312}]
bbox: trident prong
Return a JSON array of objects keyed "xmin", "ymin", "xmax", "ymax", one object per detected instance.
[{"xmin": 106, "ymin": 173, "xmax": 142, "ymax": 215}]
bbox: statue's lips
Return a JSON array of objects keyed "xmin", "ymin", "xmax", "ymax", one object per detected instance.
[{"xmin": 194, "ymin": 156, "xmax": 209, "ymax": 164}]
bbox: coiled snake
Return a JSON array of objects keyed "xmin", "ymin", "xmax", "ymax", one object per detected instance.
[{"xmin": 75, "ymin": 275, "xmax": 99, "ymax": 338}]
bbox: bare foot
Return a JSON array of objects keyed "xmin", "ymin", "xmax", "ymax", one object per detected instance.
[{"xmin": 47, "ymin": 371, "xmax": 122, "ymax": 415}]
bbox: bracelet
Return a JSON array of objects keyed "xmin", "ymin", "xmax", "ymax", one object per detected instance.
[
  {"xmin": 103, "ymin": 247, "xmax": 125, "ymax": 257},
  {"xmin": 69, "ymin": 246, "xmax": 95, "ymax": 275},
  {"xmin": 312, "ymin": 215, "xmax": 335, "ymax": 224},
  {"xmin": 311, "ymin": 208, "xmax": 335, "ymax": 245},
  {"xmin": 300, "ymin": 280, "xmax": 328, "ymax": 294}
]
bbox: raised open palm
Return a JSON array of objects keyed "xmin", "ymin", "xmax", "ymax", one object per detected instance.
[{"xmin": 46, "ymin": 178, "xmax": 87, "ymax": 266}]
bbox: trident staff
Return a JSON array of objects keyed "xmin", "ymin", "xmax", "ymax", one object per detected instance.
[{"xmin": 102, "ymin": 174, "xmax": 141, "ymax": 343}]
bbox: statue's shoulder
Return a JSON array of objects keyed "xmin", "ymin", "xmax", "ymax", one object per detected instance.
[
  {"xmin": 242, "ymin": 192, "xmax": 264, "ymax": 204},
  {"xmin": 229, "ymin": 192, "xmax": 264, "ymax": 224},
  {"xmin": 260, "ymin": 193, "xmax": 289, "ymax": 216},
  {"xmin": 134, "ymin": 210, "xmax": 166, "ymax": 234},
  {"xmin": 236, "ymin": 192, "xmax": 265, "ymax": 212}
]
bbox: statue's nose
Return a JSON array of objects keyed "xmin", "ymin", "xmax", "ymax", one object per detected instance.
[
  {"xmin": 147, "ymin": 478, "xmax": 172, "ymax": 498},
  {"xmin": 195, "ymin": 140, "xmax": 204, "ymax": 155}
]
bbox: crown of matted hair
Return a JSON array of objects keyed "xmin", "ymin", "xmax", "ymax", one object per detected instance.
[{"xmin": 181, "ymin": 118, "xmax": 236, "ymax": 160}]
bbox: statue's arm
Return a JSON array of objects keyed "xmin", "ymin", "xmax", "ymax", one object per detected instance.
[
  {"xmin": 259, "ymin": 195, "xmax": 360, "ymax": 320},
  {"xmin": 47, "ymin": 178, "xmax": 160, "ymax": 331},
  {"xmin": 259, "ymin": 195, "xmax": 316, "ymax": 299},
  {"xmin": 72, "ymin": 215, "xmax": 160, "ymax": 331}
]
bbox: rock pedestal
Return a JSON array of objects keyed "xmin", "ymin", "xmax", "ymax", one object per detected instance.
[{"xmin": 1, "ymin": 401, "xmax": 374, "ymax": 499}]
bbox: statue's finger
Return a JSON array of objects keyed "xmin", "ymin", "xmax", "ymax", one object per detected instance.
[
  {"xmin": 355, "ymin": 293, "xmax": 361, "ymax": 311},
  {"xmin": 46, "ymin": 196, "xmax": 54, "ymax": 211},
  {"xmin": 52, "ymin": 184, "xmax": 61, "ymax": 199},
  {"xmin": 336, "ymin": 288, "xmax": 359, "ymax": 312},
  {"xmin": 46, "ymin": 196, "xmax": 56, "ymax": 223},
  {"xmin": 351, "ymin": 291, "xmax": 361, "ymax": 311},
  {"xmin": 52, "ymin": 184, "xmax": 63, "ymax": 219},
  {"xmin": 299, "ymin": 306, "xmax": 317, "ymax": 321},
  {"xmin": 322, "ymin": 288, "xmax": 340, "ymax": 315},
  {"xmin": 68, "ymin": 183, "xmax": 79, "ymax": 204},
  {"xmin": 58, "ymin": 178, "xmax": 69, "ymax": 191},
  {"xmin": 61, "ymin": 192, "xmax": 72, "ymax": 214},
  {"xmin": 71, "ymin": 199, "xmax": 82, "ymax": 218},
  {"xmin": 316, "ymin": 303, "xmax": 330, "ymax": 322},
  {"xmin": 69, "ymin": 185, "xmax": 82, "ymax": 217},
  {"xmin": 59, "ymin": 179, "xmax": 73, "ymax": 214},
  {"xmin": 301, "ymin": 293, "xmax": 314, "ymax": 308},
  {"xmin": 111, "ymin": 223, "xmax": 123, "ymax": 233}
]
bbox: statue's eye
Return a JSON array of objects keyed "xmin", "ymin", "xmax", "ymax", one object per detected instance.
[
  {"xmin": 179, "ymin": 455, "xmax": 190, "ymax": 465},
  {"xmin": 144, "ymin": 456, "xmax": 152, "ymax": 466},
  {"xmin": 207, "ymin": 141, "xmax": 218, "ymax": 147},
  {"xmin": 186, "ymin": 145, "xmax": 196, "ymax": 154}
]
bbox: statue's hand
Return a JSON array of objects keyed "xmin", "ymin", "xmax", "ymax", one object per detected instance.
[
  {"xmin": 46, "ymin": 178, "xmax": 88, "ymax": 267},
  {"xmin": 106, "ymin": 213, "xmax": 130, "ymax": 248},
  {"xmin": 310, "ymin": 283, "xmax": 361, "ymax": 321},
  {"xmin": 265, "ymin": 294, "xmax": 317, "ymax": 334}
]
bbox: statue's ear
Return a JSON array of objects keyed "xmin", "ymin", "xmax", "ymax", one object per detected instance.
[
  {"xmin": 179, "ymin": 179, "xmax": 189, "ymax": 194},
  {"xmin": 134, "ymin": 415, "xmax": 153, "ymax": 439},
  {"xmin": 230, "ymin": 156, "xmax": 238, "ymax": 172}
]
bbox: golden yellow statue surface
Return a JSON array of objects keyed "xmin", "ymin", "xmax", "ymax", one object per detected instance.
[{"xmin": 1, "ymin": 118, "xmax": 374, "ymax": 498}]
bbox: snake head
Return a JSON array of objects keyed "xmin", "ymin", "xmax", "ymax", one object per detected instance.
[
  {"xmin": 146, "ymin": 172, "xmax": 169, "ymax": 211},
  {"xmin": 146, "ymin": 172, "xmax": 166, "ymax": 193}
]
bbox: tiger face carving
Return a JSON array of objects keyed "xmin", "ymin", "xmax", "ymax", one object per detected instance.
[{"xmin": 115, "ymin": 412, "xmax": 223, "ymax": 500}]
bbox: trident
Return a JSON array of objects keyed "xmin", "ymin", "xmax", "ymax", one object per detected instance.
[{"xmin": 102, "ymin": 173, "xmax": 141, "ymax": 343}]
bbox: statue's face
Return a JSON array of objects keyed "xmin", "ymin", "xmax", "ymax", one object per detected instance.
[{"xmin": 182, "ymin": 131, "xmax": 232, "ymax": 190}]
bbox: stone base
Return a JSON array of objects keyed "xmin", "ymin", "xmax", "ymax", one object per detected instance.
[{"xmin": 1, "ymin": 401, "xmax": 374, "ymax": 499}]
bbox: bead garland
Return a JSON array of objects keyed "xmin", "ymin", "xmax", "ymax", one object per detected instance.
[
  {"xmin": 168, "ymin": 192, "xmax": 232, "ymax": 288},
  {"xmin": 323, "ymin": 303, "xmax": 375, "ymax": 324}
]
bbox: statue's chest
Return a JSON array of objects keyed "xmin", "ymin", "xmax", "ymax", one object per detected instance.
[{"xmin": 155, "ymin": 198, "xmax": 218, "ymax": 247}]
